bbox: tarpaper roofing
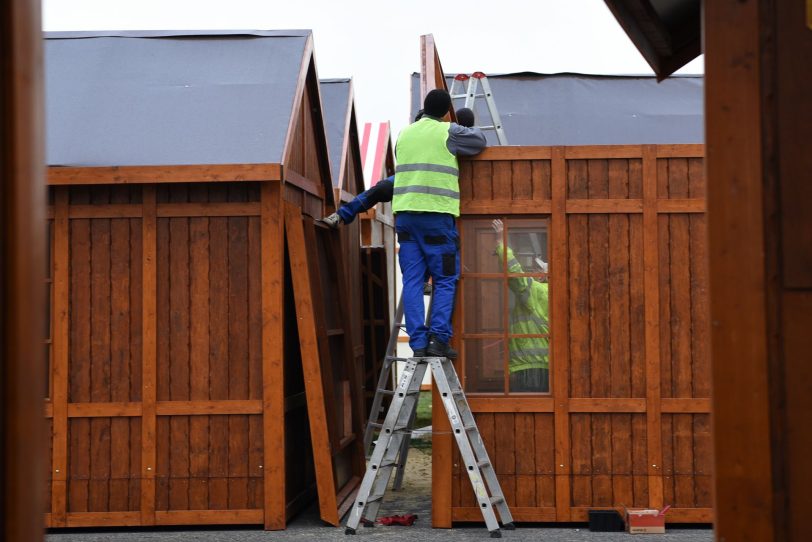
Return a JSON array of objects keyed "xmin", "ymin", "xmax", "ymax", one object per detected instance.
[
  {"xmin": 45, "ymin": 31, "xmax": 311, "ymax": 167},
  {"xmin": 319, "ymin": 78, "xmax": 352, "ymax": 187},
  {"xmin": 410, "ymin": 72, "xmax": 704, "ymax": 146}
]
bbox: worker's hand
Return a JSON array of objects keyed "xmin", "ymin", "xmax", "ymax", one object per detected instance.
[{"xmin": 492, "ymin": 219, "xmax": 503, "ymax": 234}]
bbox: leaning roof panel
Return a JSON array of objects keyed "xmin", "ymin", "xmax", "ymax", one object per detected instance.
[
  {"xmin": 410, "ymin": 72, "xmax": 703, "ymax": 145},
  {"xmin": 46, "ymin": 31, "xmax": 311, "ymax": 167}
]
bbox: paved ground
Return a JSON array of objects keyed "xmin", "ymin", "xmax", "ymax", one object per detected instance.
[{"xmin": 47, "ymin": 445, "xmax": 713, "ymax": 542}]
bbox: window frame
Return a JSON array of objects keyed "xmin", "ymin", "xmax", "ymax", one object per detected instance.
[{"xmin": 457, "ymin": 215, "xmax": 551, "ymax": 396}]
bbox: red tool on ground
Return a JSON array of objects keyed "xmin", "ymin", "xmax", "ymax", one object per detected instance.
[{"xmin": 377, "ymin": 514, "xmax": 418, "ymax": 526}]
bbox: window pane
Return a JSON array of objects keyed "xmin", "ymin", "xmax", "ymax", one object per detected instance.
[
  {"xmin": 463, "ymin": 338, "xmax": 505, "ymax": 393},
  {"xmin": 462, "ymin": 278, "xmax": 505, "ymax": 334},
  {"xmin": 462, "ymin": 218, "xmax": 503, "ymax": 274},
  {"xmin": 505, "ymin": 219, "xmax": 549, "ymax": 275}
]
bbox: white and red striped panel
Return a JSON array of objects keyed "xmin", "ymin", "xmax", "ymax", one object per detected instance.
[{"xmin": 360, "ymin": 121, "xmax": 392, "ymax": 189}]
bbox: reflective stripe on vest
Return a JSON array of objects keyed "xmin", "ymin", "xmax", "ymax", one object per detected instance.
[{"xmin": 393, "ymin": 118, "xmax": 460, "ymax": 216}]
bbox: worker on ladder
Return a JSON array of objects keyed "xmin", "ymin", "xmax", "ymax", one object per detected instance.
[{"xmin": 393, "ymin": 89, "xmax": 486, "ymax": 359}]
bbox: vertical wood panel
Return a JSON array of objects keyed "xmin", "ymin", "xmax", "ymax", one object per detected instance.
[
  {"xmin": 515, "ymin": 414, "xmax": 535, "ymax": 507},
  {"xmin": 228, "ymin": 214, "xmax": 249, "ymax": 508},
  {"xmin": 140, "ymin": 185, "xmax": 158, "ymax": 524},
  {"xmin": 68, "ymin": 202, "xmax": 91, "ymax": 512},
  {"xmin": 511, "ymin": 161, "xmax": 532, "ymax": 201},
  {"xmin": 188, "ymin": 206, "xmax": 210, "ymax": 509},
  {"xmin": 207, "ymin": 189, "xmax": 229, "ymax": 510},
  {"xmin": 109, "ymin": 212, "xmax": 132, "ymax": 511},
  {"xmin": 247, "ymin": 217, "xmax": 263, "ymax": 509}
]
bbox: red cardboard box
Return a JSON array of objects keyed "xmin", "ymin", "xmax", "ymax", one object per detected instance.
[{"xmin": 625, "ymin": 506, "xmax": 670, "ymax": 534}]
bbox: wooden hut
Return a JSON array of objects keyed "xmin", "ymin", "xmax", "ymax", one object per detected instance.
[
  {"xmin": 43, "ymin": 30, "xmax": 368, "ymax": 530},
  {"xmin": 417, "ymin": 36, "xmax": 710, "ymax": 526}
]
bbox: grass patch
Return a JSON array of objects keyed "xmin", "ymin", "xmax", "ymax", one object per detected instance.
[{"xmin": 414, "ymin": 390, "xmax": 433, "ymax": 428}]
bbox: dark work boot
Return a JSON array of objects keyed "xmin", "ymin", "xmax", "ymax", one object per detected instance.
[
  {"xmin": 412, "ymin": 348, "xmax": 427, "ymax": 358},
  {"xmin": 426, "ymin": 336, "xmax": 458, "ymax": 360}
]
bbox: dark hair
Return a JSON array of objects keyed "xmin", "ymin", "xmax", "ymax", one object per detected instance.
[
  {"xmin": 413, "ymin": 108, "xmax": 424, "ymax": 122},
  {"xmin": 455, "ymin": 107, "xmax": 475, "ymax": 128},
  {"xmin": 423, "ymin": 89, "xmax": 452, "ymax": 118}
]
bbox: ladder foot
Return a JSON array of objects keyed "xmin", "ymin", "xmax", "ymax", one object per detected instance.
[
  {"xmin": 503, "ymin": 522, "xmax": 515, "ymax": 530},
  {"xmin": 489, "ymin": 529, "xmax": 502, "ymax": 538},
  {"xmin": 345, "ymin": 527, "xmax": 356, "ymax": 535}
]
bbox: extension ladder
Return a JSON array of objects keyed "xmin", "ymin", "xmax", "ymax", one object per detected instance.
[
  {"xmin": 362, "ymin": 288, "xmax": 433, "ymax": 491},
  {"xmin": 449, "ymin": 72, "xmax": 509, "ymax": 145},
  {"xmin": 346, "ymin": 355, "xmax": 514, "ymax": 537}
]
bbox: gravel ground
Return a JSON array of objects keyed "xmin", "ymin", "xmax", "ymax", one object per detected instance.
[{"xmin": 47, "ymin": 445, "xmax": 712, "ymax": 542}]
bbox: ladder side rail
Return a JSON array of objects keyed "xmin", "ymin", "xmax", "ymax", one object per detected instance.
[
  {"xmin": 478, "ymin": 76, "xmax": 509, "ymax": 145},
  {"xmin": 439, "ymin": 359, "xmax": 515, "ymax": 526},
  {"xmin": 463, "ymin": 76, "xmax": 479, "ymax": 111},
  {"xmin": 430, "ymin": 358, "xmax": 503, "ymax": 534},
  {"xmin": 346, "ymin": 359, "xmax": 428, "ymax": 531},
  {"xmin": 363, "ymin": 361, "xmax": 427, "ymax": 521}
]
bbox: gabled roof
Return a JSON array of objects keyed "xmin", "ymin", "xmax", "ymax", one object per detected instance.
[
  {"xmin": 410, "ymin": 71, "xmax": 703, "ymax": 146},
  {"xmin": 45, "ymin": 31, "xmax": 311, "ymax": 167},
  {"xmin": 320, "ymin": 78, "xmax": 363, "ymax": 194}
]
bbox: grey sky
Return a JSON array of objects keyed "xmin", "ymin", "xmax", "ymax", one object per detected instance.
[{"xmin": 43, "ymin": 0, "xmax": 704, "ymax": 142}]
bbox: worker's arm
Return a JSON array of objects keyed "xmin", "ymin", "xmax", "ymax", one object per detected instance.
[
  {"xmin": 447, "ymin": 123, "xmax": 487, "ymax": 156},
  {"xmin": 495, "ymin": 242, "xmax": 534, "ymax": 299}
]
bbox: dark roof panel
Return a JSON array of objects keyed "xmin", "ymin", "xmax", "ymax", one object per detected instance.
[
  {"xmin": 320, "ymin": 79, "xmax": 352, "ymax": 186},
  {"xmin": 410, "ymin": 72, "xmax": 704, "ymax": 146},
  {"xmin": 46, "ymin": 31, "xmax": 310, "ymax": 166}
]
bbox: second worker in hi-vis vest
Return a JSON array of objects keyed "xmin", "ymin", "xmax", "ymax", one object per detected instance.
[{"xmin": 393, "ymin": 89, "xmax": 486, "ymax": 359}]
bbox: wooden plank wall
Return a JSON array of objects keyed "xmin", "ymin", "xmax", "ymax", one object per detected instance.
[
  {"xmin": 43, "ymin": 181, "xmax": 309, "ymax": 528},
  {"xmin": 435, "ymin": 144, "xmax": 710, "ymax": 525}
]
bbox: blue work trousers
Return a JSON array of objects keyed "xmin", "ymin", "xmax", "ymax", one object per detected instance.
[
  {"xmin": 395, "ymin": 212, "xmax": 460, "ymax": 350},
  {"xmin": 337, "ymin": 177, "xmax": 394, "ymax": 224}
]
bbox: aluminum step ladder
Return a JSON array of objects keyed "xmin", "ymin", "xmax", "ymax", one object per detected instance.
[
  {"xmin": 450, "ymin": 72, "xmax": 509, "ymax": 145},
  {"xmin": 346, "ymin": 355, "xmax": 514, "ymax": 538},
  {"xmin": 362, "ymin": 287, "xmax": 433, "ymax": 491}
]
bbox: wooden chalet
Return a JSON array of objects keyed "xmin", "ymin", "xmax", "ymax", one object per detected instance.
[
  {"xmin": 417, "ymin": 36, "xmax": 710, "ymax": 526},
  {"xmin": 43, "ymin": 30, "xmax": 370, "ymax": 530}
]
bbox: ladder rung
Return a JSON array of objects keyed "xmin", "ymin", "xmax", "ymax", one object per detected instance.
[
  {"xmin": 367, "ymin": 493, "xmax": 384, "ymax": 503},
  {"xmin": 379, "ymin": 461, "xmax": 398, "ymax": 469},
  {"xmin": 369, "ymin": 422, "xmax": 382, "ymax": 429},
  {"xmin": 490, "ymin": 496, "xmax": 504, "ymax": 505},
  {"xmin": 464, "ymin": 425, "xmax": 478, "ymax": 432},
  {"xmin": 377, "ymin": 389, "xmax": 395, "ymax": 396},
  {"xmin": 477, "ymin": 459, "xmax": 491, "ymax": 469}
]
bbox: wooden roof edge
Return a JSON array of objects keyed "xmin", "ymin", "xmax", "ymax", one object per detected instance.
[
  {"xmin": 418, "ymin": 34, "xmax": 457, "ymax": 122},
  {"xmin": 47, "ymin": 163, "xmax": 283, "ymax": 185},
  {"xmin": 337, "ymin": 80, "xmax": 366, "ymax": 197},
  {"xmin": 603, "ymin": 0, "xmax": 701, "ymax": 80},
  {"xmin": 281, "ymin": 34, "xmax": 336, "ymax": 210}
]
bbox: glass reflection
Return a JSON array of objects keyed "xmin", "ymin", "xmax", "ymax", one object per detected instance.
[
  {"xmin": 464, "ymin": 338, "xmax": 505, "ymax": 393},
  {"xmin": 493, "ymin": 219, "xmax": 550, "ymax": 393}
]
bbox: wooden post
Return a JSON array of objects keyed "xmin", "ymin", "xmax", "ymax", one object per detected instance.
[
  {"xmin": 550, "ymin": 147, "xmax": 571, "ymax": 520},
  {"xmin": 50, "ymin": 188, "xmax": 69, "ymax": 526},
  {"xmin": 1, "ymin": 0, "xmax": 46, "ymax": 538},
  {"xmin": 260, "ymin": 182, "xmax": 285, "ymax": 529},
  {"xmin": 642, "ymin": 145, "xmax": 663, "ymax": 508},
  {"xmin": 140, "ymin": 186, "xmax": 157, "ymax": 525}
]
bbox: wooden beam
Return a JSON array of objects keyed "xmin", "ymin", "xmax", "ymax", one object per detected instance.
[
  {"xmin": 284, "ymin": 168, "xmax": 325, "ymax": 199},
  {"xmin": 50, "ymin": 188, "xmax": 69, "ymax": 527},
  {"xmin": 284, "ymin": 202, "xmax": 339, "ymax": 526},
  {"xmin": 47, "ymin": 164, "xmax": 282, "ymax": 185},
  {"xmin": 157, "ymin": 202, "xmax": 261, "ymax": 217},
  {"xmin": 261, "ymin": 182, "xmax": 286, "ymax": 529},
  {"xmin": 566, "ymin": 199, "xmax": 643, "ymax": 214},
  {"xmin": 642, "ymin": 145, "xmax": 664, "ymax": 509},
  {"xmin": 550, "ymin": 146, "xmax": 572, "ymax": 521},
  {"xmin": 154, "ymin": 400, "xmax": 262, "ymax": 416},
  {"xmin": 568, "ymin": 398, "xmax": 647, "ymax": 413},
  {"xmin": 705, "ymin": 1, "xmax": 776, "ymax": 540}
]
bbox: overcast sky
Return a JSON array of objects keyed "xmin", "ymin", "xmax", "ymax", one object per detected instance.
[{"xmin": 43, "ymin": 0, "xmax": 704, "ymax": 140}]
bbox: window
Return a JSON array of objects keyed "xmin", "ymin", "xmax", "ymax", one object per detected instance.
[{"xmin": 459, "ymin": 217, "xmax": 550, "ymax": 394}]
